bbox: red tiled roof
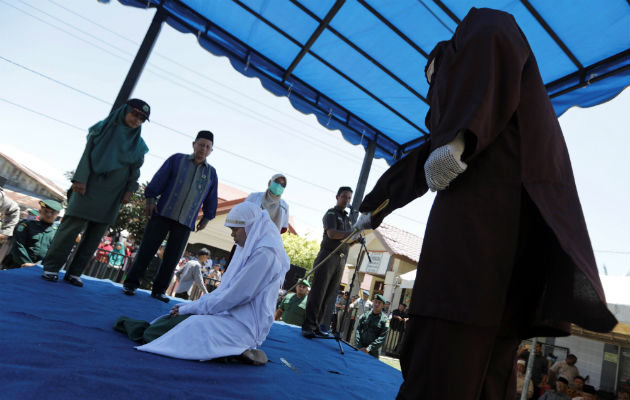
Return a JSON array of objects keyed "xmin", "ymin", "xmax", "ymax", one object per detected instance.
[
  {"xmin": 373, "ymin": 223, "xmax": 423, "ymax": 264},
  {"xmin": 217, "ymin": 183, "xmax": 248, "ymax": 202}
]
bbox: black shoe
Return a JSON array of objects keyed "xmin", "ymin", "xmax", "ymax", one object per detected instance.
[
  {"xmin": 63, "ymin": 274, "xmax": 83, "ymax": 287},
  {"xmin": 301, "ymin": 328, "xmax": 316, "ymax": 339},
  {"xmin": 314, "ymin": 329, "xmax": 330, "ymax": 337},
  {"xmin": 41, "ymin": 271, "xmax": 59, "ymax": 282},
  {"xmin": 122, "ymin": 285, "xmax": 136, "ymax": 296},
  {"xmin": 151, "ymin": 292, "xmax": 170, "ymax": 303}
]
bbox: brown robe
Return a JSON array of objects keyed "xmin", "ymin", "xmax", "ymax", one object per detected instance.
[{"xmin": 360, "ymin": 7, "xmax": 616, "ymax": 338}]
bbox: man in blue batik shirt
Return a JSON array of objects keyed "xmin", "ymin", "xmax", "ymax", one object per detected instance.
[{"xmin": 123, "ymin": 130, "xmax": 218, "ymax": 302}]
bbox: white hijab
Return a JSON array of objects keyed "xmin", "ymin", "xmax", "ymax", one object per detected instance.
[
  {"xmin": 224, "ymin": 201, "xmax": 290, "ymax": 286},
  {"xmin": 260, "ymin": 173, "xmax": 285, "ymax": 230}
]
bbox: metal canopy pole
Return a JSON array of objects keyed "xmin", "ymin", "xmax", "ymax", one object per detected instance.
[
  {"xmin": 111, "ymin": 8, "xmax": 166, "ymax": 112},
  {"xmin": 350, "ymin": 140, "xmax": 376, "ymax": 223}
]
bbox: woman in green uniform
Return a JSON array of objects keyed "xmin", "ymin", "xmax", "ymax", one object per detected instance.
[{"xmin": 41, "ymin": 99, "xmax": 150, "ymax": 286}]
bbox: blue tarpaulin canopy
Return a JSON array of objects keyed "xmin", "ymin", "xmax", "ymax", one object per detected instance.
[{"xmin": 116, "ymin": 0, "xmax": 630, "ymax": 164}]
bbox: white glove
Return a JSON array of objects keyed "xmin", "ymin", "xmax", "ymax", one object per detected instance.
[
  {"xmin": 424, "ymin": 131, "xmax": 467, "ymax": 191},
  {"xmin": 353, "ymin": 213, "xmax": 372, "ymax": 232}
]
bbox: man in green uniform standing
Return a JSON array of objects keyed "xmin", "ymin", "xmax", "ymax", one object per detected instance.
[
  {"xmin": 41, "ymin": 99, "xmax": 150, "ymax": 287},
  {"xmin": 2, "ymin": 199, "xmax": 62, "ymax": 269},
  {"xmin": 302, "ymin": 187, "xmax": 355, "ymax": 338},
  {"xmin": 354, "ymin": 294, "xmax": 390, "ymax": 358},
  {"xmin": 275, "ymin": 279, "xmax": 310, "ymax": 326}
]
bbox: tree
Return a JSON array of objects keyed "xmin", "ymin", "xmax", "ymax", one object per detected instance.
[
  {"xmin": 111, "ymin": 182, "xmax": 149, "ymax": 242},
  {"xmin": 282, "ymin": 232, "xmax": 320, "ymax": 273}
]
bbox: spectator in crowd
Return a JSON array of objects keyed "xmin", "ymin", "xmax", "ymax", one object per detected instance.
[
  {"xmin": 335, "ymin": 291, "xmax": 349, "ymax": 330},
  {"xmin": 617, "ymin": 390, "xmax": 630, "ymax": 400},
  {"xmin": 96, "ymin": 238, "xmax": 113, "ymax": 264},
  {"xmin": 246, "ymin": 173, "xmax": 289, "ymax": 233},
  {"xmin": 573, "ymin": 384, "xmax": 596, "ymax": 400},
  {"xmin": 206, "ymin": 262, "xmax": 222, "ymax": 292},
  {"xmin": 174, "ymin": 248, "xmax": 210, "ymax": 300},
  {"xmin": 139, "ymin": 241, "xmax": 165, "ymax": 290},
  {"xmin": 354, "ymin": 294, "xmax": 389, "ymax": 358},
  {"xmin": 518, "ymin": 342, "xmax": 549, "ymax": 398},
  {"xmin": 122, "ymin": 130, "xmax": 218, "ymax": 302},
  {"xmin": 2, "ymin": 199, "xmax": 61, "ymax": 269},
  {"xmin": 390, "ymin": 303, "xmax": 408, "ymax": 331},
  {"xmin": 352, "ymin": 8, "xmax": 617, "ymax": 399},
  {"xmin": 24, "ymin": 208, "xmax": 39, "ymax": 221},
  {"xmin": 275, "ymin": 279, "xmax": 310, "ymax": 326},
  {"xmin": 349, "ymin": 290, "xmax": 373, "ymax": 343},
  {"xmin": 115, "ymin": 201, "xmax": 289, "ymax": 365},
  {"xmin": 540, "ymin": 377, "xmax": 571, "ymax": 400},
  {"xmin": 0, "ymin": 176, "xmax": 20, "ymax": 262},
  {"xmin": 344, "ymin": 294, "xmax": 360, "ymax": 341},
  {"xmin": 302, "ymin": 187, "xmax": 356, "ymax": 339},
  {"xmin": 515, "ymin": 359, "xmax": 534, "ymax": 399},
  {"xmin": 383, "ymin": 301, "xmax": 391, "ymax": 315},
  {"xmin": 567, "ymin": 375, "xmax": 585, "ymax": 397},
  {"xmin": 550, "ymin": 354, "xmax": 580, "ymax": 385},
  {"xmin": 108, "ymin": 242, "xmax": 126, "ymax": 268},
  {"xmin": 41, "ymin": 99, "xmax": 149, "ymax": 286}
]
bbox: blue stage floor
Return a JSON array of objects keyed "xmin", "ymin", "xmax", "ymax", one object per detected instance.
[{"xmin": 0, "ymin": 266, "xmax": 402, "ymax": 399}]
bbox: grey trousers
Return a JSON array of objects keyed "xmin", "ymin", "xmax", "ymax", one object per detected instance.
[
  {"xmin": 302, "ymin": 248, "xmax": 346, "ymax": 331},
  {"xmin": 42, "ymin": 215, "xmax": 108, "ymax": 276}
]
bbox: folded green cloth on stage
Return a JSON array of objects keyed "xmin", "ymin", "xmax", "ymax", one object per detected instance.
[{"xmin": 114, "ymin": 314, "xmax": 190, "ymax": 343}]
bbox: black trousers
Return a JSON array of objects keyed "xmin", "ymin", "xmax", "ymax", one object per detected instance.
[
  {"xmin": 124, "ymin": 215, "xmax": 190, "ymax": 294},
  {"xmin": 302, "ymin": 248, "xmax": 346, "ymax": 331}
]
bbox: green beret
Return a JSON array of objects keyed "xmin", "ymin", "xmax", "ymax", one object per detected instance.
[
  {"xmin": 375, "ymin": 294, "xmax": 386, "ymax": 303},
  {"xmin": 298, "ymin": 279, "xmax": 310, "ymax": 288},
  {"xmin": 39, "ymin": 199, "xmax": 62, "ymax": 212},
  {"xmin": 27, "ymin": 208, "xmax": 39, "ymax": 216}
]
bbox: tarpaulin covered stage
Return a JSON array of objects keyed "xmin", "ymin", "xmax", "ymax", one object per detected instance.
[{"xmin": 0, "ymin": 266, "xmax": 401, "ymax": 399}]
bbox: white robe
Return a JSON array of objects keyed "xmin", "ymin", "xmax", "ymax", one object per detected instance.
[{"xmin": 136, "ymin": 246, "xmax": 285, "ymax": 360}]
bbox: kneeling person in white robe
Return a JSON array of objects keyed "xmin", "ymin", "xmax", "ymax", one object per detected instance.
[{"xmin": 114, "ymin": 202, "xmax": 290, "ymax": 364}]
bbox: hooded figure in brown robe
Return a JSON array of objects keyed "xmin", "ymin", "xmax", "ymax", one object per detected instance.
[{"xmin": 355, "ymin": 7, "xmax": 617, "ymax": 400}]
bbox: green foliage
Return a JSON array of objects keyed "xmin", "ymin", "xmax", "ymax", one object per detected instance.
[
  {"xmin": 282, "ymin": 232, "xmax": 320, "ymax": 272},
  {"xmin": 111, "ymin": 182, "xmax": 149, "ymax": 242}
]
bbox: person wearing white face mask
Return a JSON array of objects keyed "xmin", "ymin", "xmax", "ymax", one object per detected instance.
[{"xmin": 245, "ymin": 174, "xmax": 289, "ymax": 234}]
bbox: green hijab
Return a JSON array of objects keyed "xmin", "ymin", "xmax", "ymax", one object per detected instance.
[{"xmin": 87, "ymin": 105, "xmax": 149, "ymax": 174}]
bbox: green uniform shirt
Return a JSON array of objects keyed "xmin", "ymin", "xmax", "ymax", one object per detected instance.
[
  {"xmin": 354, "ymin": 311, "xmax": 390, "ymax": 357},
  {"xmin": 320, "ymin": 206, "xmax": 352, "ymax": 254},
  {"xmin": 6, "ymin": 219, "xmax": 57, "ymax": 267},
  {"xmin": 279, "ymin": 293, "xmax": 308, "ymax": 326}
]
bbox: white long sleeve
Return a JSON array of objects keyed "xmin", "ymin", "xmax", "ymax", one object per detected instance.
[{"xmin": 178, "ymin": 247, "xmax": 276, "ymax": 315}]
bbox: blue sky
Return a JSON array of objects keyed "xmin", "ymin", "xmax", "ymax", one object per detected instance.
[{"xmin": 1, "ymin": 0, "xmax": 628, "ymax": 276}]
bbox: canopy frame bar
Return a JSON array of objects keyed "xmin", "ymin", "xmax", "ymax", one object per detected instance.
[
  {"xmin": 351, "ymin": 140, "xmax": 377, "ymax": 223},
  {"xmin": 547, "ymin": 49, "xmax": 630, "ymax": 97},
  {"xmin": 358, "ymin": 0, "xmax": 430, "ymax": 59},
  {"xmin": 231, "ymin": 0, "xmax": 428, "ymax": 136},
  {"xmin": 282, "ymin": 0, "xmax": 345, "ymax": 82},
  {"xmin": 433, "ymin": 0, "xmax": 461, "ymax": 25},
  {"xmin": 111, "ymin": 5, "xmax": 165, "ymax": 111},
  {"xmin": 520, "ymin": 0, "xmax": 584, "ymax": 72},
  {"xmin": 288, "ymin": 0, "xmax": 428, "ymax": 104},
  {"xmin": 160, "ymin": 0, "xmax": 402, "ymax": 158}
]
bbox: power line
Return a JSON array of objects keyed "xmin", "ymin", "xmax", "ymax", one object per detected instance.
[
  {"xmin": 45, "ymin": 0, "xmax": 388, "ymax": 172},
  {"xmin": 0, "ymin": 3, "xmax": 424, "ymax": 225},
  {"xmin": 12, "ymin": 0, "xmax": 383, "ymax": 169},
  {"xmin": 0, "ymin": 97, "xmax": 332, "ymax": 219},
  {"xmin": 0, "ymin": 55, "xmax": 428, "ymax": 226}
]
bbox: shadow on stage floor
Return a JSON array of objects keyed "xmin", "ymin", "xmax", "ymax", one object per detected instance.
[{"xmin": 0, "ymin": 266, "xmax": 402, "ymax": 399}]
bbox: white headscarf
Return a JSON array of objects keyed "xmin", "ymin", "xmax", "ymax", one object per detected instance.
[
  {"xmin": 260, "ymin": 173, "xmax": 285, "ymax": 230},
  {"xmin": 223, "ymin": 201, "xmax": 290, "ymax": 286}
]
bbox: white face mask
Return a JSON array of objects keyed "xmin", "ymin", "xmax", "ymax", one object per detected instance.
[{"xmin": 426, "ymin": 58, "xmax": 435, "ymax": 84}]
